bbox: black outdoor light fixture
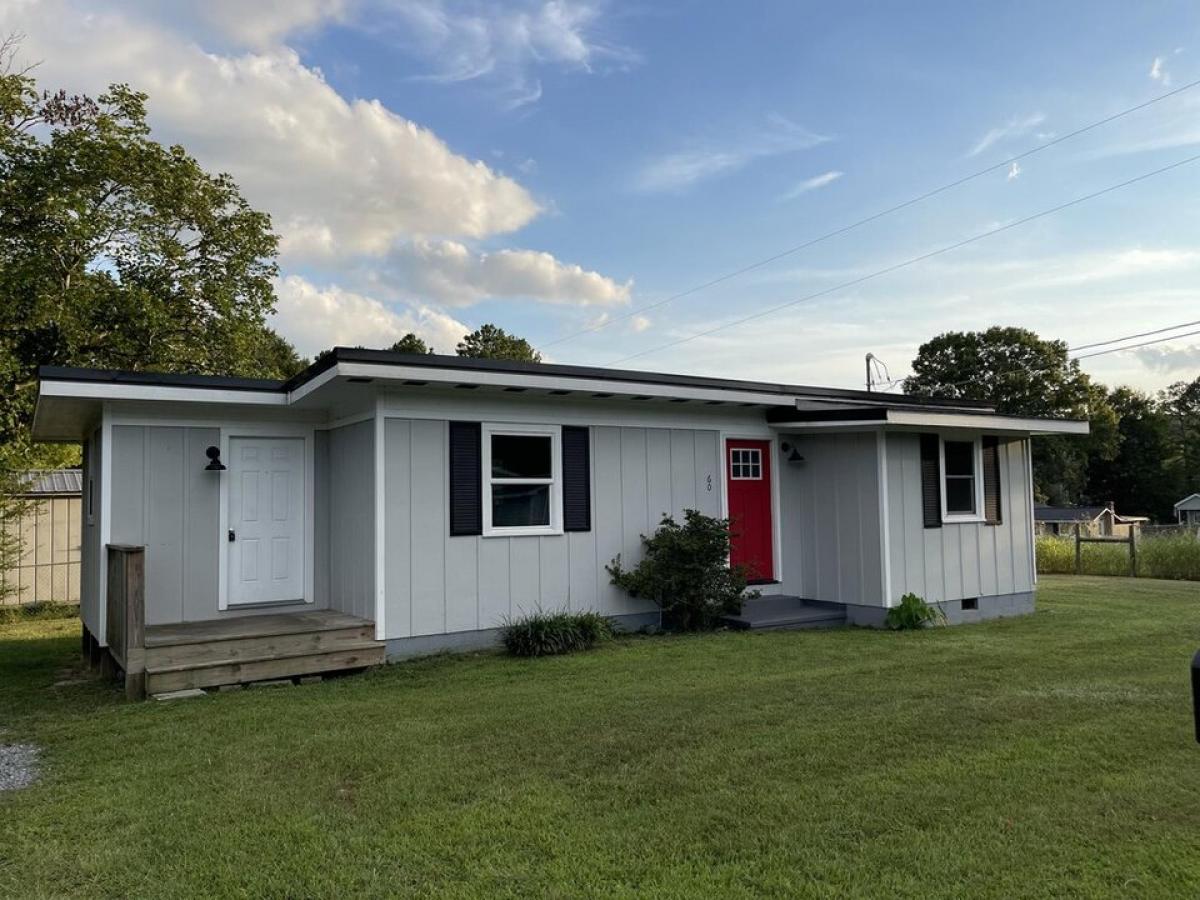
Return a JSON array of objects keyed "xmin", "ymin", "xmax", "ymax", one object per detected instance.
[
  {"xmin": 204, "ymin": 445, "xmax": 226, "ymax": 472},
  {"xmin": 780, "ymin": 441, "xmax": 805, "ymax": 464}
]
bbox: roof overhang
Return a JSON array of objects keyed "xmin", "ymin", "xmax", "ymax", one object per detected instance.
[{"xmin": 768, "ymin": 404, "xmax": 1089, "ymax": 435}]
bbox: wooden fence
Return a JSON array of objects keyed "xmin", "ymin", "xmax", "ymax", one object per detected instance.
[{"xmin": 1074, "ymin": 523, "xmax": 1138, "ymax": 577}]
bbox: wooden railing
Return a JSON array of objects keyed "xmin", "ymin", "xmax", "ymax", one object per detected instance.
[
  {"xmin": 105, "ymin": 545, "xmax": 146, "ymax": 700},
  {"xmin": 1074, "ymin": 524, "xmax": 1138, "ymax": 578}
]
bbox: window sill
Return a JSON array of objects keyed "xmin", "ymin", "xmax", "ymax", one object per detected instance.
[
  {"xmin": 942, "ymin": 514, "xmax": 986, "ymax": 524},
  {"xmin": 482, "ymin": 527, "xmax": 563, "ymax": 539}
]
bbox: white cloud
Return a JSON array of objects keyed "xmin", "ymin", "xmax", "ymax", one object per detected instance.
[
  {"xmin": 387, "ymin": 0, "xmax": 638, "ymax": 107},
  {"xmin": 194, "ymin": 0, "xmax": 351, "ymax": 47},
  {"xmin": 968, "ymin": 112, "xmax": 1046, "ymax": 157},
  {"xmin": 1007, "ymin": 161, "xmax": 1021, "ymax": 180},
  {"xmin": 636, "ymin": 114, "xmax": 830, "ymax": 192},
  {"xmin": 272, "ymin": 275, "xmax": 469, "ymax": 356},
  {"xmin": 630, "ymin": 314, "xmax": 651, "ymax": 333},
  {"xmin": 6, "ymin": 3, "xmax": 542, "ymax": 264},
  {"xmin": 1150, "ymin": 55, "xmax": 1172, "ymax": 86},
  {"xmin": 1134, "ymin": 344, "xmax": 1200, "ymax": 373},
  {"xmin": 780, "ymin": 170, "xmax": 843, "ymax": 200},
  {"xmin": 389, "ymin": 239, "xmax": 632, "ymax": 307}
]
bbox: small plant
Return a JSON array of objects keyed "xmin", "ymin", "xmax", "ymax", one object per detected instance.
[
  {"xmin": 606, "ymin": 509, "xmax": 755, "ymax": 631},
  {"xmin": 500, "ymin": 610, "xmax": 615, "ymax": 657},
  {"xmin": 885, "ymin": 593, "xmax": 945, "ymax": 630}
]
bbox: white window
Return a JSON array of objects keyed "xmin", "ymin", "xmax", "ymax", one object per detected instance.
[
  {"xmin": 482, "ymin": 423, "xmax": 561, "ymax": 536},
  {"xmin": 730, "ymin": 448, "xmax": 762, "ymax": 480},
  {"xmin": 940, "ymin": 436, "xmax": 984, "ymax": 522}
]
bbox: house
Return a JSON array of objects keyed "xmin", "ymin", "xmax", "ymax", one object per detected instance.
[
  {"xmin": 32, "ymin": 350, "xmax": 1087, "ymax": 696},
  {"xmin": 1034, "ymin": 503, "xmax": 1149, "ymax": 538},
  {"xmin": 1, "ymin": 469, "xmax": 82, "ymax": 606},
  {"xmin": 1175, "ymin": 494, "xmax": 1200, "ymax": 525}
]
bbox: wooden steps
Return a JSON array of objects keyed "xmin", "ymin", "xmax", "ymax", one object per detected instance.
[
  {"xmin": 143, "ymin": 611, "xmax": 384, "ymax": 694},
  {"xmin": 721, "ymin": 596, "xmax": 846, "ymax": 631}
]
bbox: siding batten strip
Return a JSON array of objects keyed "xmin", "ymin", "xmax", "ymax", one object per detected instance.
[
  {"xmin": 98, "ymin": 407, "xmax": 113, "ymax": 646},
  {"xmin": 374, "ymin": 398, "xmax": 386, "ymax": 641},
  {"xmin": 877, "ymin": 430, "xmax": 892, "ymax": 607}
]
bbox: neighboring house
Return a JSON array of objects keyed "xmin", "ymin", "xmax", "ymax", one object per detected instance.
[
  {"xmin": 1, "ymin": 469, "xmax": 82, "ymax": 606},
  {"xmin": 1034, "ymin": 503, "xmax": 1149, "ymax": 538},
  {"xmin": 33, "ymin": 351, "xmax": 1086, "ymax": 695},
  {"xmin": 1175, "ymin": 494, "xmax": 1200, "ymax": 525}
]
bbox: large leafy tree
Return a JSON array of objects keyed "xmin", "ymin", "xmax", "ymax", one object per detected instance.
[
  {"xmin": 904, "ymin": 327, "xmax": 1115, "ymax": 504},
  {"xmin": 456, "ymin": 324, "xmax": 542, "ymax": 362},
  {"xmin": 389, "ymin": 333, "xmax": 433, "ymax": 354},
  {"xmin": 0, "ymin": 55, "xmax": 301, "ymax": 470},
  {"xmin": 1085, "ymin": 387, "xmax": 1180, "ymax": 522},
  {"xmin": 1162, "ymin": 377, "xmax": 1200, "ymax": 499}
]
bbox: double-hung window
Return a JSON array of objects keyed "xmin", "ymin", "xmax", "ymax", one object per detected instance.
[
  {"xmin": 940, "ymin": 436, "xmax": 984, "ymax": 521},
  {"xmin": 482, "ymin": 424, "xmax": 561, "ymax": 536}
]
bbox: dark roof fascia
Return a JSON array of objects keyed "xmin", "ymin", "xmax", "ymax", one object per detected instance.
[
  {"xmin": 38, "ymin": 365, "xmax": 285, "ymax": 392},
  {"xmin": 281, "ymin": 347, "xmax": 997, "ymax": 410},
  {"xmin": 766, "ymin": 407, "xmax": 889, "ymax": 424}
]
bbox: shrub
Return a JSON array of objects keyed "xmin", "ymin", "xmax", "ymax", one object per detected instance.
[
  {"xmin": 885, "ymin": 593, "xmax": 945, "ymax": 630},
  {"xmin": 500, "ymin": 610, "xmax": 615, "ymax": 657},
  {"xmin": 606, "ymin": 509, "xmax": 754, "ymax": 631}
]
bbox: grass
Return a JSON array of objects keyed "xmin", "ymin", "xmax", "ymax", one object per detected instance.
[
  {"xmin": 2, "ymin": 577, "xmax": 1200, "ymax": 898},
  {"xmin": 1038, "ymin": 532, "xmax": 1200, "ymax": 580}
]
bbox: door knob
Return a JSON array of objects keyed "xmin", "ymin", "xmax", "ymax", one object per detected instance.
[{"xmin": 228, "ymin": 529, "xmax": 236, "ymax": 542}]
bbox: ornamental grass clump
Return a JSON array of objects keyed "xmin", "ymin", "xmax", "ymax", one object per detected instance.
[
  {"xmin": 606, "ymin": 509, "xmax": 753, "ymax": 631},
  {"xmin": 500, "ymin": 610, "xmax": 615, "ymax": 657}
]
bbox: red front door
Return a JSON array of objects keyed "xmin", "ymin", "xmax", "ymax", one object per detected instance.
[{"xmin": 726, "ymin": 439, "xmax": 774, "ymax": 583}]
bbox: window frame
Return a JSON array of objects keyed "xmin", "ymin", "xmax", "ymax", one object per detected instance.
[
  {"xmin": 729, "ymin": 447, "xmax": 763, "ymax": 480},
  {"xmin": 939, "ymin": 434, "xmax": 985, "ymax": 523},
  {"xmin": 481, "ymin": 422, "xmax": 562, "ymax": 537}
]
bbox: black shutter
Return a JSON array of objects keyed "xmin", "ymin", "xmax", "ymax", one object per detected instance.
[
  {"xmin": 448, "ymin": 421, "xmax": 482, "ymax": 536},
  {"xmin": 562, "ymin": 425, "xmax": 591, "ymax": 532},
  {"xmin": 920, "ymin": 433, "xmax": 942, "ymax": 529},
  {"xmin": 982, "ymin": 436, "xmax": 1002, "ymax": 525}
]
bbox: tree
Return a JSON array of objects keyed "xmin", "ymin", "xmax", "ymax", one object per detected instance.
[
  {"xmin": 904, "ymin": 327, "xmax": 1115, "ymax": 504},
  {"xmin": 389, "ymin": 333, "xmax": 433, "ymax": 355},
  {"xmin": 1086, "ymin": 387, "xmax": 1180, "ymax": 522},
  {"xmin": 0, "ymin": 56, "xmax": 302, "ymax": 471},
  {"xmin": 456, "ymin": 324, "xmax": 542, "ymax": 362},
  {"xmin": 1162, "ymin": 377, "xmax": 1200, "ymax": 497}
]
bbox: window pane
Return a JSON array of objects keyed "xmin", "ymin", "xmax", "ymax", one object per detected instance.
[
  {"xmin": 944, "ymin": 441, "xmax": 975, "ymax": 477},
  {"xmin": 492, "ymin": 484, "xmax": 551, "ymax": 527},
  {"xmin": 491, "ymin": 435, "xmax": 552, "ymax": 479},
  {"xmin": 946, "ymin": 477, "xmax": 975, "ymax": 514}
]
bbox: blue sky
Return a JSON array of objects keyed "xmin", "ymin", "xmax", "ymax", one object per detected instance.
[{"xmin": 7, "ymin": 1, "xmax": 1200, "ymax": 391}]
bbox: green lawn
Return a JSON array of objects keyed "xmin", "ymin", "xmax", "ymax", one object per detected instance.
[{"xmin": 2, "ymin": 577, "xmax": 1200, "ymax": 898}]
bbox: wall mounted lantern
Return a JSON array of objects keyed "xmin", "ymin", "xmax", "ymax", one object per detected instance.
[
  {"xmin": 204, "ymin": 445, "xmax": 226, "ymax": 472},
  {"xmin": 780, "ymin": 441, "xmax": 805, "ymax": 464}
]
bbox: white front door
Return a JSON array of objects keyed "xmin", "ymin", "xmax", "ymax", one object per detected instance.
[{"xmin": 228, "ymin": 437, "xmax": 306, "ymax": 606}]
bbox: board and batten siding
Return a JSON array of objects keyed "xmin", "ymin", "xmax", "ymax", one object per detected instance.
[
  {"xmin": 382, "ymin": 419, "xmax": 721, "ymax": 640},
  {"xmin": 326, "ymin": 420, "xmax": 375, "ymax": 620},
  {"xmin": 885, "ymin": 433, "xmax": 1034, "ymax": 603},
  {"xmin": 79, "ymin": 430, "xmax": 102, "ymax": 636},
  {"xmin": 777, "ymin": 432, "xmax": 884, "ymax": 607}
]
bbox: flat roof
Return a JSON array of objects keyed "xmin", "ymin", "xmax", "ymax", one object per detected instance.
[{"xmin": 39, "ymin": 349, "xmax": 995, "ymax": 411}]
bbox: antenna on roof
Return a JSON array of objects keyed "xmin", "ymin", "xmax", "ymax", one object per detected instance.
[{"xmin": 865, "ymin": 353, "xmax": 891, "ymax": 392}]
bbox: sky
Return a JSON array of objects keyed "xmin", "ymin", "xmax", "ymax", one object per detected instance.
[{"xmin": 4, "ymin": 0, "xmax": 1200, "ymax": 393}]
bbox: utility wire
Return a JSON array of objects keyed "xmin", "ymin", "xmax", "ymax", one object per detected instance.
[
  {"xmin": 542, "ymin": 75, "xmax": 1200, "ymax": 351},
  {"xmin": 1068, "ymin": 317, "xmax": 1200, "ymax": 352},
  {"xmin": 606, "ymin": 152, "xmax": 1200, "ymax": 367},
  {"xmin": 876, "ymin": 319, "xmax": 1200, "ymax": 390}
]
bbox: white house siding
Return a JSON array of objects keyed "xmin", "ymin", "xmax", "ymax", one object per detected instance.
[
  {"xmin": 79, "ymin": 431, "xmax": 101, "ymax": 635},
  {"xmin": 326, "ymin": 420, "xmax": 375, "ymax": 621},
  {"xmin": 382, "ymin": 414, "xmax": 725, "ymax": 640},
  {"xmin": 885, "ymin": 433, "xmax": 1034, "ymax": 604},
  {"xmin": 777, "ymin": 432, "xmax": 883, "ymax": 607}
]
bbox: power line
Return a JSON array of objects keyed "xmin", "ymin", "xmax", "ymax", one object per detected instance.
[
  {"xmin": 877, "ymin": 318, "xmax": 1200, "ymax": 390},
  {"xmin": 1072, "ymin": 326, "xmax": 1200, "ymax": 360},
  {"xmin": 606, "ymin": 152, "xmax": 1200, "ymax": 366},
  {"xmin": 1068, "ymin": 318, "xmax": 1200, "ymax": 352},
  {"xmin": 542, "ymin": 75, "xmax": 1200, "ymax": 351}
]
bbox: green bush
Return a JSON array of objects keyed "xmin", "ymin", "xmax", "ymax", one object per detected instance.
[
  {"xmin": 606, "ymin": 509, "xmax": 754, "ymax": 631},
  {"xmin": 884, "ymin": 593, "xmax": 945, "ymax": 630},
  {"xmin": 500, "ymin": 610, "xmax": 615, "ymax": 657}
]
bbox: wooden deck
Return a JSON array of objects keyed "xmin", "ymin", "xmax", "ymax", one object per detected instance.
[{"xmin": 142, "ymin": 610, "xmax": 385, "ymax": 694}]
